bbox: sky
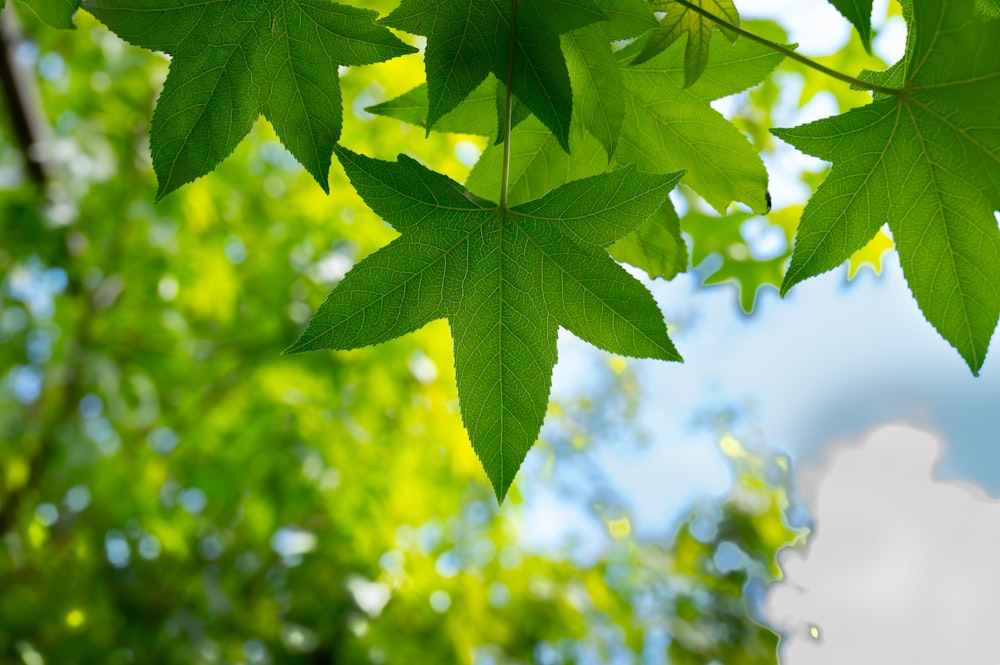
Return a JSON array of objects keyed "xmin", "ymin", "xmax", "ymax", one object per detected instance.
[
  {"xmin": 518, "ymin": 2, "xmax": 1000, "ymax": 662},
  {"xmin": 764, "ymin": 425, "xmax": 1000, "ymax": 664}
]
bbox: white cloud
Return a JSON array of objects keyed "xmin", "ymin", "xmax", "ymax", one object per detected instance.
[{"xmin": 765, "ymin": 424, "xmax": 1000, "ymax": 664}]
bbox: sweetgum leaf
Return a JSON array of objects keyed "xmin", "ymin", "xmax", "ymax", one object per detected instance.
[
  {"xmin": 19, "ymin": 0, "xmax": 80, "ymax": 28},
  {"xmin": 776, "ymin": 0, "xmax": 1000, "ymax": 374},
  {"xmin": 634, "ymin": 0, "xmax": 740, "ymax": 87},
  {"xmin": 595, "ymin": 0, "xmax": 658, "ymax": 39},
  {"xmin": 562, "ymin": 24, "xmax": 625, "ymax": 159},
  {"xmin": 825, "ymin": 0, "xmax": 873, "ymax": 52},
  {"xmin": 82, "ymin": 0, "xmax": 415, "ymax": 199},
  {"xmin": 369, "ymin": 78, "xmax": 500, "ymax": 137},
  {"xmin": 288, "ymin": 146, "xmax": 683, "ymax": 500},
  {"xmin": 617, "ymin": 32, "xmax": 780, "ymax": 213},
  {"xmin": 466, "ymin": 115, "xmax": 608, "ymax": 205},
  {"xmin": 609, "ymin": 199, "xmax": 689, "ymax": 281},
  {"xmin": 382, "ymin": 0, "xmax": 606, "ymax": 150}
]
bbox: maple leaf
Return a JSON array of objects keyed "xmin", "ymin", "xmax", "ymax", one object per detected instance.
[
  {"xmin": 381, "ymin": 0, "xmax": 606, "ymax": 150},
  {"xmin": 632, "ymin": 0, "xmax": 740, "ymax": 87},
  {"xmin": 824, "ymin": 0, "xmax": 874, "ymax": 52},
  {"xmin": 560, "ymin": 0, "xmax": 658, "ymax": 158},
  {"xmin": 609, "ymin": 199, "xmax": 689, "ymax": 281},
  {"xmin": 287, "ymin": 146, "xmax": 683, "ymax": 500},
  {"xmin": 18, "ymin": 0, "xmax": 80, "ymax": 28},
  {"xmin": 617, "ymin": 31, "xmax": 779, "ymax": 213},
  {"xmin": 81, "ymin": 0, "xmax": 415, "ymax": 199},
  {"xmin": 776, "ymin": 0, "xmax": 1000, "ymax": 374}
]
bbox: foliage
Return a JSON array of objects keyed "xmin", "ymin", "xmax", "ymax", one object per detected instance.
[
  {"xmin": 1, "ymin": 0, "xmax": 1000, "ymax": 560},
  {"xmin": 777, "ymin": 0, "xmax": 1000, "ymax": 375},
  {"xmin": 2, "ymin": 0, "xmax": 997, "ymax": 498},
  {"xmin": 0, "ymin": 11, "xmax": 798, "ymax": 662},
  {"xmin": 287, "ymin": 149, "xmax": 681, "ymax": 499}
]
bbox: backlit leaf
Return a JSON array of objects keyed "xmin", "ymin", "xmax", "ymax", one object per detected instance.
[
  {"xmin": 82, "ymin": 0, "xmax": 415, "ymax": 198},
  {"xmin": 382, "ymin": 0, "xmax": 606, "ymax": 150},
  {"xmin": 288, "ymin": 146, "xmax": 683, "ymax": 500},
  {"xmin": 776, "ymin": 0, "xmax": 1000, "ymax": 373}
]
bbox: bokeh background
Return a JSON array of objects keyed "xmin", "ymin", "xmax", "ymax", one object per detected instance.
[{"xmin": 2, "ymin": 1, "xmax": 997, "ymax": 664}]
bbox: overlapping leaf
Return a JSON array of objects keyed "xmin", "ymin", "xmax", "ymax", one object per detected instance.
[
  {"xmin": 288, "ymin": 146, "xmax": 683, "ymax": 500},
  {"xmin": 18, "ymin": 0, "xmax": 80, "ymax": 28},
  {"xmin": 776, "ymin": 0, "xmax": 1000, "ymax": 373},
  {"xmin": 382, "ymin": 0, "xmax": 606, "ymax": 150},
  {"xmin": 825, "ymin": 0, "xmax": 873, "ymax": 51},
  {"xmin": 633, "ymin": 0, "xmax": 740, "ymax": 87},
  {"xmin": 81, "ymin": 0, "xmax": 415, "ymax": 199},
  {"xmin": 617, "ymin": 33, "xmax": 781, "ymax": 213}
]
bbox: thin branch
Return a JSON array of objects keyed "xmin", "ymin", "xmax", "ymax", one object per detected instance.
[
  {"xmin": 499, "ymin": 0, "xmax": 519, "ymax": 211},
  {"xmin": 0, "ymin": 5, "xmax": 50, "ymax": 186},
  {"xmin": 671, "ymin": 0, "xmax": 902, "ymax": 97}
]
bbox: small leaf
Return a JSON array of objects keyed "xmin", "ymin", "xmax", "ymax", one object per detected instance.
[{"xmin": 634, "ymin": 0, "xmax": 740, "ymax": 87}]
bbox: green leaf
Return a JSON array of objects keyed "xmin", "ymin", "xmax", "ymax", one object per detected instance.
[
  {"xmin": 368, "ymin": 78, "xmax": 497, "ymax": 137},
  {"xmin": 18, "ymin": 0, "xmax": 80, "ymax": 28},
  {"xmin": 634, "ymin": 0, "xmax": 740, "ymax": 87},
  {"xmin": 776, "ymin": 0, "xmax": 1000, "ymax": 374},
  {"xmin": 466, "ymin": 115, "xmax": 609, "ymax": 206},
  {"xmin": 288, "ymin": 146, "xmax": 682, "ymax": 500},
  {"xmin": 976, "ymin": 0, "xmax": 1000, "ymax": 16},
  {"xmin": 617, "ymin": 33, "xmax": 781, "ymax": 213},
  {"xmin": 594, "ymin": 0, "xmax": 658, "ymax": 40},
  {"xmin": 825, "ymin": 0, "xmax": 873, "ymax": 52},
  {"xmin": 609, "ymin": 199, "xmax": 689, "ymax": 280},
  {"xmin": 562, "ymin": 24, "xmax": 625, "ymax": 159},
  {"xmin": 382, "ymin": 0, "xmax": 606, "ymax": 150},
  {"xmin": 81, "ymin": 0, "xmax": 415, "ymax": 199}
]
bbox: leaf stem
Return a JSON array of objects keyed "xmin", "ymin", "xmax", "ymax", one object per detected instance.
[
  {"xmin": 499, "ymin": 0, "xmax": 519, "ymax": 211},
  {"xmin": 670, "ymin": 0, "xmax": 901, "ymax": 97}
]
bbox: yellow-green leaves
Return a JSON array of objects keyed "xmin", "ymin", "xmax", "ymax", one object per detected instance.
[
  {"xmin": 776, "ymin": 0, "xmax": 1000, "ymax": 374},
  {"xmin": 382, "ymin": 0, "xmax": 606, "ymax": 150},
  {"xmin": 634, "ymin": 0, "xmax": 740, "ymax": 87},
  {"xmin": 288, "ymin": 147, "xmax": 682, "ymax": 500},
  {"xmin": 82, "ymin": 0, "xmax": 415, "ymax": 199}
]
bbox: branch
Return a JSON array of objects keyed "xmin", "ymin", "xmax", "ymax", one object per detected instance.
[
  {"xmin": 670, "ymin": 0, "xmax": 902, "ymax": 97},
  {"xmin": 0, "ymin": 5, "xmax": 50, "ymax": 186}
]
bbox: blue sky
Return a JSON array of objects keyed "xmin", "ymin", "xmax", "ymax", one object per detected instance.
[{"xmin": 517, "ymin": 5, "xmax": 1000, "ymax": 661}]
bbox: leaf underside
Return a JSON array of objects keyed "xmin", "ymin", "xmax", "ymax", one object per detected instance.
[
  {"xmin": 82, "ymin": 0, "xmax": 415, "ymax": 199},
  {"xmin": 635, "ymin": 0, "xmax": 740, "ymax": 87},
  {"xmin": 776, "ymin": 0, "xmax": 1000, "ymax": 374},
  {"xmin": 382, "ymin": 0, "xmax": 607, "ymax": 150},
  {"xmin": 825, "ymin": 0, "xmax": 874, "ymax": 51},
  {"xmin": 19, "ymin": 0, "xmax": 81, "ymax": 28},
  {"xmin": 288, "ymin": 147, "xmax": 683, "ymax": 500}
]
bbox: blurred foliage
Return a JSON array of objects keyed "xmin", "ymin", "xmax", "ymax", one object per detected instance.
[{"xmin": 0, "ymin": 6, "xmax": 805, "ymax": 664}]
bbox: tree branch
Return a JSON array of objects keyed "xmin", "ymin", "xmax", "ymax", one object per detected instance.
[{"xmin": 0, "ymin": 5, "xmax": 50, "ymax": 186}]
